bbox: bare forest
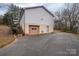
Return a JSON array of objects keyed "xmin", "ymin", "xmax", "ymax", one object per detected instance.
[{"xmin": 54, "ymin": 3, "xmax": 79, "ymax": 33}]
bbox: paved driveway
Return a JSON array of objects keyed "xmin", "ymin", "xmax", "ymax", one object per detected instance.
[{"xmin": 0, "ymin": 32, "xmax": 79, "ymax": 56}]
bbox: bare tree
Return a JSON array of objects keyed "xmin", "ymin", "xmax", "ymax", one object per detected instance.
[{"xmin": 55, "ymin": 3, "xmax": 79, "ymax": 33}]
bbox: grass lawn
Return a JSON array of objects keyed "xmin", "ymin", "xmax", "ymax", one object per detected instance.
[{"xmin": 0, "ymin": 25, "xmax": 15, "ymax": 48}]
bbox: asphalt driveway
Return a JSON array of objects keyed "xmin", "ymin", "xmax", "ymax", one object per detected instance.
[{"xmin": 0, "ymin": 32, "xmax": 79, "ymax": 56}]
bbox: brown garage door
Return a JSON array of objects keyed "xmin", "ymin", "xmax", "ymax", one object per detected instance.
[{"xmin": 29, "ymin": 25, "xmax": 39, "ymax": 34}]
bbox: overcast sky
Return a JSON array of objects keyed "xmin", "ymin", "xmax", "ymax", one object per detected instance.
[{"xmin": 0, "ymin": 3, "xmax": 65, "ymax": 15}]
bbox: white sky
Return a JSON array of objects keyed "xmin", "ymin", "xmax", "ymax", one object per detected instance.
[
  {"xmin": 14, "ymin": 3, "xmax": 64, "ymax": 11},
  {"xmin": 0, "ymin": 0, "xmax": 79, "ymax": 3},
  {"xmin": 0, "ymin": 3, "xmax": 64, "ymax": 15}
]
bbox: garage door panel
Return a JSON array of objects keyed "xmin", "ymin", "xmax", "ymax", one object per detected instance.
[{"xmin": 29, "ymin": 25, "xmax": 39, "ymax": 34}]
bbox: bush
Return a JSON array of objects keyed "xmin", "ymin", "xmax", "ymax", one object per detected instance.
[{"xmin": 11, "ymin": 24, "xmax": 23, "ymax": 35}]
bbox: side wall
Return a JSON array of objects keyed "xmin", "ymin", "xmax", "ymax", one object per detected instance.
[
  {"xmin": 20, "ymin": 7, "xmax": 54, "ymax": 34},
  {"xmin": 21, "ymin": 23, "xmax": 54, "ymax": 34}
]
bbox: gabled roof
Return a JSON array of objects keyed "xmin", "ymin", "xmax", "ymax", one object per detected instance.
[{"xmin": 24, "ymin": 6, "xmax": 54, "ymax": 17}]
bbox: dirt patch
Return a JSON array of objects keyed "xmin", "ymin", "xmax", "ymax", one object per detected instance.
[
  {"xmin": 0, "ymin": 25, "xmax": 10, "ymax": 36},
  {"xmin": 0, "ymin": 35, "xmax": 15, "ymax": 48},
  {"xmin": 0, "ymin": 25, "xmax": 15, "ymax": 48}
]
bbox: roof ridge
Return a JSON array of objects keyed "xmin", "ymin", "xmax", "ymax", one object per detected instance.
[
  {"xmin": 23, "ymin": 6, "xmax": 54, "ymax": 17},
  {"xmin": 24, "ymin": 6, "xmax": 44, "ymax": 10}
]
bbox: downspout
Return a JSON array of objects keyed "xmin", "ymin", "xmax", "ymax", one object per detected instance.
[{"xmin": 24, "ymin": 10, "xmax": 25, "ymax": 34}]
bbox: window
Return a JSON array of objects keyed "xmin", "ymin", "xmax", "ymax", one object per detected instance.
[{"xmin": 32, "ymin": 28, "xmax": 36, "ymax": 30}]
